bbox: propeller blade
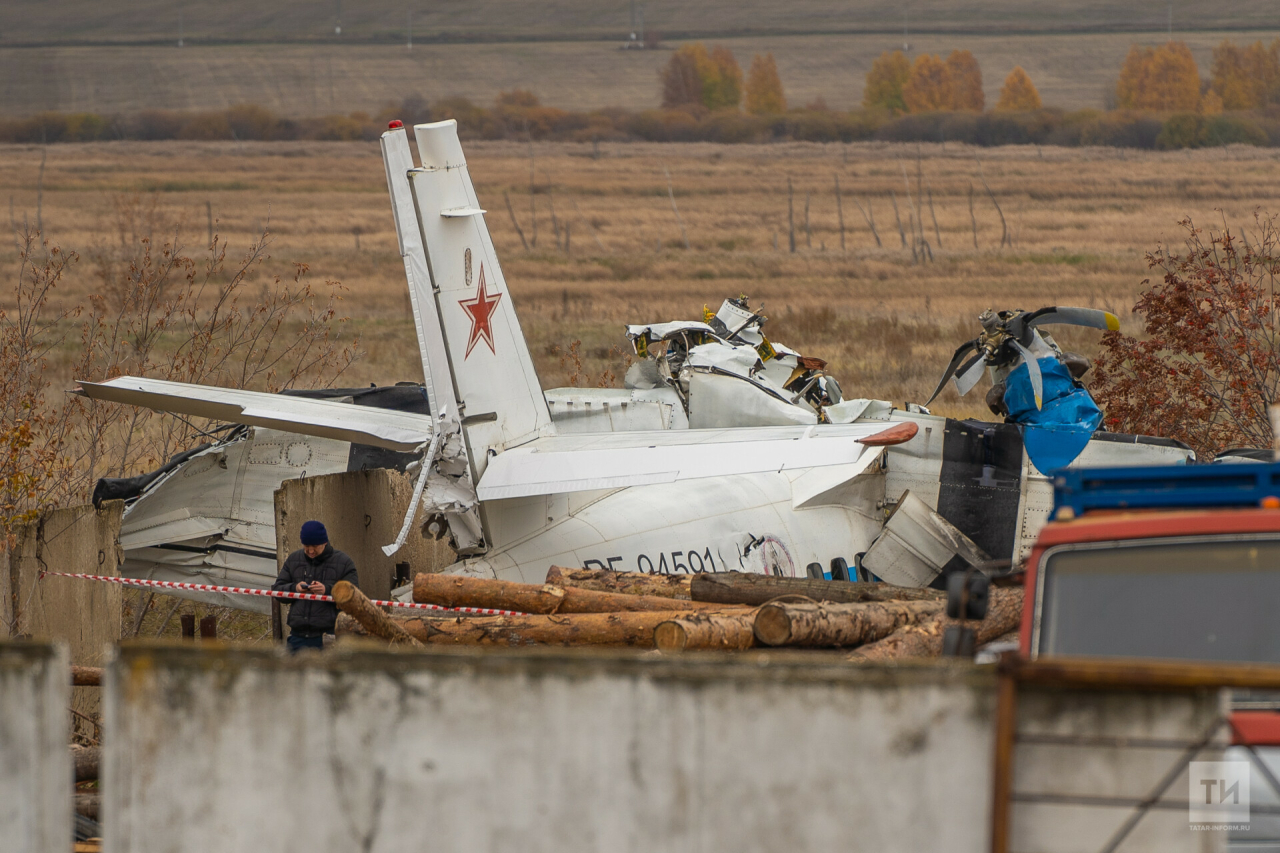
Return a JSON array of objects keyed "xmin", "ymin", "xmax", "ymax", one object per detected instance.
[
  {"xmin": 1026, "ymin": 306, "xmax": 1120, "ymax": 331},
  {"xmin": 925, "ymin": 339, "xmax": 979, "ymax": 405},
  {"xmin": 953, "ymin": 352, "xmax": 987, "ymax": 397},
  {"xmin": 1011, "ymin": 340, "xmax": 1044, "ymax": 409}
]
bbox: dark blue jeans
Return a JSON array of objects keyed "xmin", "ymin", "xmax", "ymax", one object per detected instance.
[{"xmin": 287, "ymin": 634, "xmax": 325, "ymax": 654}]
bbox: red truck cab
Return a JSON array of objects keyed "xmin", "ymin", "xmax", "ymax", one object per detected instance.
[{"xmin": 1020, "ymin": 506, "xmax": 1280, "ymax": 660}]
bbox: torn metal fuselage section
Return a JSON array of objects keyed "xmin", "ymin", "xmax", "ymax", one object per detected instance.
[
  {"xmin": 92, "ymin": 384, "xmax": 433, "ymax": 610},
  {"xmin": 623, "ymin": 296, "xmax": 847, "ymax": 430}
]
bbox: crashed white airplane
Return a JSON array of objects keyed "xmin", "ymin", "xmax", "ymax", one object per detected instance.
[{"xmin": 78, "ymin": 119, "xmax": 1194, "ymax": 610}]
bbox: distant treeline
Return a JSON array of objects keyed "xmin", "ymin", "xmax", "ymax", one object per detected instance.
[{"xmin": 2, "ymin": 96, "xmax": 1278, "ymax": 150}]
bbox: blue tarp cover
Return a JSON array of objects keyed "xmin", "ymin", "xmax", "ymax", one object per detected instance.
[{"xmin": 1004, "ymin": 357, "xmax": 1103, "ymax": 475}]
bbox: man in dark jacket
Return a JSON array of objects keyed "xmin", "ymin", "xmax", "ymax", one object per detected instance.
[{"xmin": 272, "ymin": 520, "xmax": 358, "ymax": 653}]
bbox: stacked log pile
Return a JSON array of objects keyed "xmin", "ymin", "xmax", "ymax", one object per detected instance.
[{"xmin": 334, "ymin": 568, "xmax": 1022, "ymax": 660}]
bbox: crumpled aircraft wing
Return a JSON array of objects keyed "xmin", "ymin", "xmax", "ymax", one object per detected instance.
[
  {"xmin": 476, "ymin": 421, "xmax": 913, "ymax": 500},
  {"xmin": 75, "ymin": 376, "xmax": 435, "ymax": 452}
]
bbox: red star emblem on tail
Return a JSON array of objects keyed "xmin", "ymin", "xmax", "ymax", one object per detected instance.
[{"xmin": 458, "ymin": 264, "xmax": 502, "ymax": 358}]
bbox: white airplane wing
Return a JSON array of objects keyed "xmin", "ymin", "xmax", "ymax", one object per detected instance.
[
  {"xmin": 476, "ymin": 421, "xmax": 914, "ymax": 500},
  {"xmin": 75, "ymin": 377, "xmax": 435, "ymax": 452}
]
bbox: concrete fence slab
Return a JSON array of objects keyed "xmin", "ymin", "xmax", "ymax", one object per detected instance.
[
  {"xmin": 2, "ymin": 501, "xmax": 123, "ymax": 719},
  {"xmin": 0, "ymin": 641, "xmax": 71, "ymax": 853},
  {"xmin": 106, "ymin": 646, "xmax": 996, "ymax": 853}
]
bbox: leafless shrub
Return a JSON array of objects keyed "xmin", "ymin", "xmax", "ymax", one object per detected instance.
[{"xmin": 1, "ymin": 197, "xmax": 361, "ymax": 542}]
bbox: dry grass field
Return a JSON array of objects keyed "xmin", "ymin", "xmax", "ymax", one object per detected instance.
[
  {"xmin": 5, "ymin": 138, "xmax": 1280, "ymax": 424},
  {"xmin": 7, "ymin": 29, "xmax": 1280, "ymax": 117}
]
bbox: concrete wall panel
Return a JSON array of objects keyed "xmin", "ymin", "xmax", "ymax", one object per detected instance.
[
  {"xmin": 274, "ymin": 469, "xmax": 454, "ymax": 603},
  {"xmin": 2, "ymin": 502, "xmax": 123, "ymax": 718},
  {"xmin": 106, "ymin": 647, "xmax": 996, "ymax": 853},
  {"xmin": 0, "ymin": 641, "xmax": 71, "ymax": 853}
]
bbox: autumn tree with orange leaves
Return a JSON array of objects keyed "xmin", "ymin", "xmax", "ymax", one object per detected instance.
[
  {"xmin": 864, "ymin": 50, "xmax": 911, "ymax": 112},
  {"xmin": 946, "ymin": 50, "xmax": 985, "ymax": 111},
  {"xmin": 996, "ymin": 67, "xmax": 1042, "ymax": 111},
  {"xmin": 902, "ymin": 54, "xmax": 954, "ymax": 112},
  {"xmin": 1210, "ymin": 39, "xmax": 1280, "ymax": 110},
  {"xmin": 745, "ymin": 53, "xmax": 786, "ymax": 114},
  {"xmin": 1091, "ymin": 216, "xmax": 1280, "ymax": 459},
  {"xmin": 1115, "ymin": 41, "xmax": 1201, "ymax": 111},
  {"xmin": 660, "ymin": 43, "xmax": 743, "ymax": 110},
  {"xmin": 893, "ymin": 51, "xmax": 986, "ymax": 112}
]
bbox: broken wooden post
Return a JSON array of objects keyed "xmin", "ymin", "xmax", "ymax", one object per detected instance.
[
  {"xmin": 976, "ymin": 161, "xmax": 1008, "ymax": 248},
  {"xmin": 804, "ymin": 190, "xmax": 812, "ymax": 249},
  {"xmin": 753, "ymin": 599, "xmax": 942, "ymax": 648},
  {"xmin": 834, "ymin": 174, "xmax": 846, "ymax": 254},
  {"xmin": 663, "ymin": 164, "xmax": 690, "ymax": 250},
  {"xmin": 332, "ymin": 580, "xmax": 424, "ymax": 647},
  {"xmin": 180, "ymin": 614, "xmax": 195, "ymax": 640},
  {"xmin": 544, "ymin": 566, "xmax": 692, "ymax": 599},
  {"xmin": 415, "ymin": 573, "xmax": 731, "ymax": 614},
  {"xmin": 927, "ymin": 185, "xmax": 942, "ymax": 249},
  {"xmin": 654, "ymin": 610, "xmax": 758, "ymax": 652},
  {"xmin": 689, "ymin": 572, "xmax": 945, "ymax": 607},
  {"xmin": 968, "ymin": 183, "xmax": 979, "ymax": 248},
  {"xmin": 547, "ymin": 182, "xmax": 562, "ymax": 251},
  {"xmin": 504, "ymin": 191, "xmax": 529, "ymax": 250},
  {"xmin": 198, "ymin": 615, "xmax": 217, "ymax": 640},
  {"xmin": 787, "ymin": 177, "xmax": 796, "ymax": 252},
  {"xmin": 851, "ymin": 195, "xmax": 881, "ymax": 248},
  {"xmin": 890, "ymin": 191, "xmax": 907, "ymax": 249}
]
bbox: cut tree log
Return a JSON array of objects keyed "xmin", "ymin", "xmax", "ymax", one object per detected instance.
[
  {"xmin": 71, "ymin": 745, "xmax": 100, "ymax": 783},
  {"xmin": 753, "ymin": 599, "xmax": 943, "ymax": 648},
  {"xmin": 654, "ymin": 611, "xmax": 758, "ymax": 652},
  {"xmin": 340, "ymin": 608, "xmax": 696, "ymax": 647},
  {"xmin": 850, "ymin": 587, "xmax": 1023, "ymax": 660},
  {"xmin": 690, "ymin": 572, "xmax": 945, "ymax": 607},
  {"xmin": 75, "ymin": 793, "xmax": 100, "ymax": 820},
  {"xmin": 545, "ymin": 566, "xmax": 692, "ymax": 600},
  {"xmin": 331, "ymin": 581, "xmax": 424, "ymax": 648},
  {"xmin": 71, "ymin": 666, "xmax": 102, "ymax": 686},
  {"xmin": 415, "ymin": 573, "xmax": 731, "ymax": 614},
  {"xmin": 416, "ymin": 573, "xmax": 566, "ymax": 612}
]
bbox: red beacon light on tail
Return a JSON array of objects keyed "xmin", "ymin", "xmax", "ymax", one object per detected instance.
[{"xmin": 388, "ymin": 120, "xmax": 404, "ymax": 129}]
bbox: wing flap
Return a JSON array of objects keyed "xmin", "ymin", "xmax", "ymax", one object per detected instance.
[
  {"xmin": 476, "ymin": 425, "xmax": 902, "ymax": 500},
  {"xmin": 76, "ymin": 377, "xmax": 434, "ymax": 451}
]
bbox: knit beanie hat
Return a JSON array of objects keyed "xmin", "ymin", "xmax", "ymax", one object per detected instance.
[{"xmin": 300, "ymin": 520, "xmax": 328, "ymax": 546}]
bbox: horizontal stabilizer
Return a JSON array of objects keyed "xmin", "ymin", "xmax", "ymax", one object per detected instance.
[
  {"xmin": 477, "ymin": 422, "xmax": 905, "ymax": 500},
  {"xmin": 76, "ymin": 377, "xmax": 435, "ymax": 452}
]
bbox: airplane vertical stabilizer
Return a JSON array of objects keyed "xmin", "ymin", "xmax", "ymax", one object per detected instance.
[
  {"xmin": 408, "ymin": 120, "xmax": 553, "ymax": 479},
  {"xmin": 380, "ymin": 125, "xmax": 459, "ymax": 422}
]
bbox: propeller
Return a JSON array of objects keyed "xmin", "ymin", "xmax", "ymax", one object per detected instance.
[
  {"xmin": 924, "ymin": 306, "xmax": 1120, "ymax": 408},
  {"xmin": 953, "ymin": 351, "xmax": 987, "ymax": 397},
  {"xmin": 1009, "ymin": 339, "xmax": 1043, "ymax": 410},
  {"xmin": 1024, "ymin": 306, "xmax": 1120, "ymax": 332},
  {"xmin": 924, "ymin": 339, "xmax": 980, "ymax": 406}
]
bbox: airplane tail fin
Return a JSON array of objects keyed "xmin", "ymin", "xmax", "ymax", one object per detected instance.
[{"xmin": 381, "ymin": 119, "xmax": 552, "ymax": 482}]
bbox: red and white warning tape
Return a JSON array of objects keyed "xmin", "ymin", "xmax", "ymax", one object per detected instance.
[{"xmin": 38, "ymin": 571, "xmax": 523, "ymax": 617}]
